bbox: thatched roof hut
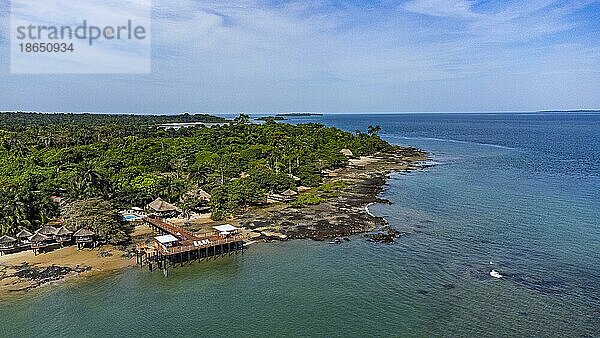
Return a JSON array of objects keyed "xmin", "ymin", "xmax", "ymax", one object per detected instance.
[
  {"xmin": 281, "ymin": 189, "xmax": 298, "ymax": 197},
  {"xmin": 148, "ymin": 197, "xmax": 178, "ymax": 213},
  {"xmin": 56, "ymin": 226, "xmax": 73, "ymax": 236},
  {"xmin": 37, "ymin": 226, "xmax": 59, "ymax": 237},
  {"xmin": 29, "ymin": 232, "xmax": 53, "ymax": 254},
  {"xmin": 16, "ymin": 229, "xmax": 33, "ymax": 239},
  {"xmin": 268, "ymin": 189, "xmax": 298, "ymax": 203},
  {"xmin": 0, "ymin": 235, "xmax": 17, "ymax": 253},
  {"xmin": 181, "ymin": 188, "xmax": 211, "ymax": 203},
  {"xmin": 29, "ymin": 232, "xmax": 50, "ymax": 244},
  {"xmin": 56, "ymin": 227, "xmax": 73, "ymax": 244},
  {"xmin": 0, "ymin": 235, "xmax": 16, "ymax": 245},
  {"xmin": 16, "ymin": 229, "xmax": 33, "ymax": 246},
  {"xmin": 74, "ymin": 228, "xmax": 95, "ymax": 237},
  {"xmin": 74, "ymin": 228, "xmax": 96, "ymax": 249},
  {"xmin": 197, "ymin": 189, "xmax": 211, "ymax": 201},
  {"xmin": 180, "ymin": 188, "xmax": 212, "ymax": 213}
]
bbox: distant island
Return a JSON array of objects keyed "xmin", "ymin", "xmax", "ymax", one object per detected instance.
[
  {"xmin": 276, "ymin": 113, "xmax": 323, "ymax": 117},
  {"xmin": 255, "ymin": 116, "xmax": 287, "ymax": 121},
  {"xmin": 538, "ymin": 109, "xmax": 600, "ymax": 113}
]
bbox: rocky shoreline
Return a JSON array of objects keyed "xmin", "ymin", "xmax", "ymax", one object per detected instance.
[
  {"xmin": 233, "ymin": 147, "xmax": 428, "ymax": 242},
  {"xmin": 0, "ymin": 263, "xmax": 92, "ymax": 292}
]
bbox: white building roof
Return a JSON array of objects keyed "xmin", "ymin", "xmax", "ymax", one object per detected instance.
[
  {"xmin": 155, "ymin": 235, "xmax": 179, "ymax": 244},
  {"xmin": 213, "ymin": 224, "xmax": 240, "ymax": 232}
]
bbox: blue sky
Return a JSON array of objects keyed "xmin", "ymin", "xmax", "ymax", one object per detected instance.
[{"xmin": 0, "ymin": 0, "xmax": 599, "ymax": 113}]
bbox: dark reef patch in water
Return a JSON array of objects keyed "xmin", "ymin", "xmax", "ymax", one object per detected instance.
[
  {"xmin": 507, "ymin": 273, "xmax": 566, "ymax": 295},
  {"xmin": 442, "ymin": 283, "xmax": 455, "ymax": 290}
]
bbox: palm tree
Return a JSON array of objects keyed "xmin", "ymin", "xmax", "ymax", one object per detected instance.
[
  {"xmin": 1, "ymin": 193, "xmax": 32, "ymax": 235},
  {"xmin": 234, "ymin": 114, "xmax": 251, "ymax": 125},
  {"xmin": 367, "ymin": 125, "xmax": 382, "ymax": 135},
  {"xmin": 70, "ymin": 162, "xmax": 106, "ymax": 198}
]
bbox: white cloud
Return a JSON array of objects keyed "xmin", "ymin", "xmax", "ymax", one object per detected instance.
[{"xmin": 404, "ymin": 0, "xmax": 479, "ymax": 18}]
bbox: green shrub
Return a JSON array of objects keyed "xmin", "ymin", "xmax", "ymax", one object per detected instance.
[{"xmin": 291, "ymin": 193, "xmax": 325, "ymax": 208}]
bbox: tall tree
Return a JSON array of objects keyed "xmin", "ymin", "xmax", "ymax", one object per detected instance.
[{"xmin": 62, "ymin": 198, "xmax": 129, "ymax": 244}]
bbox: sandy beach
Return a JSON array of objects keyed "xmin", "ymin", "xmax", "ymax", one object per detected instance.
[{"xmin": 0, "ymin": 245, "xmax": 135, "ymax": 296}]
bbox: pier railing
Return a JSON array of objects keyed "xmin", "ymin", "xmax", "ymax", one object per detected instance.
[
  {"xmin": 144, "ymin": 216, "xmax": 199, "ymax": 241},
  {"xmin": 158, "ymin": 235, "xmax": 243, "ymax": 255}
]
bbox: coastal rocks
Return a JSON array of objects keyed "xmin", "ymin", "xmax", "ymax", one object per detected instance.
[
  {"xmin": 364, "ymin": 226, "xmax": 402, "ymax": 243},
  {"xmin": 260, "ymin": 231, "xmax": 288, "ymax": 241},
  {"xmin": 8, "ymin": 263, "xmax": 91, "ymax": 291},
  {"xmin": 98, "ymin": 250, "xmax": 113, "ymax": 258},
  {"xmin": 234, "ymin": 148, "xmax": 427, "ymax": 242},
  {"xmin": 243, "ymin": 230, "xmax": 289, "ymax": 242}
]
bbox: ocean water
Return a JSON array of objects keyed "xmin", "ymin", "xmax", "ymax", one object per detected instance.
[{"xmin": 1, "ymin": 113, "xmax": 599, "ymax": 337}]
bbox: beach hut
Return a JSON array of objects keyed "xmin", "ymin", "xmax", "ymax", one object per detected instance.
[
  {"xmin": 281, "ymin": 189, "xmax": 298, "ymax": 202},
  {"xmin": 180, "ymin": 188, "xmax": 212, "ymax": 213},
  {"xmin": 0, "ymin": 235, "xmax": 17, "ymax": 255},
  {"xmin": 267, "ymin": 189, "xmax": 298, "ymax": 203},
  {"xmin": 74, "ymin": 228, "xmax": 96, "ymax": 250},
  {"xmin": 148, "ymin": 197, "xmax": 180, "ymax": 218},
  {"xmin": 340, "ymin": 148, "xmax": 354, "ymax": 157},
  {"xmin": 16, "ymin": 229, "xmax": 33, "ymax": 247},
  {"xmin": 29, "ymin": 233, "xmax": 52, "ymax": 255},
  {"xmin": 56, "ymin": 226, "xmax": 73, "ymax": 246},
  {"xmin": 37, "ymin": 226, "xmax": 59, "ymax": 239}
]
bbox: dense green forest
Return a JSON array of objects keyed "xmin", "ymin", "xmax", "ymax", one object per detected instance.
[{"xmin": 0, "ymin": 112, "xmax": 391, "ymax": 241}]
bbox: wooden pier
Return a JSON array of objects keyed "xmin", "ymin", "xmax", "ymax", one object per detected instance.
[{"xmin": 136, "ymin": 215, "xmax": 244, "ymax": 276}]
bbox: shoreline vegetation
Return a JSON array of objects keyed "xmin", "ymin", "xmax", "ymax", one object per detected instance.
[{"xmin": 0, "ymin": 112, "xmax": 426, "ymax": 296}]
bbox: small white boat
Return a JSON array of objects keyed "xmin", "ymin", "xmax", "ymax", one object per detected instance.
[{"xmin": 490, "ymin": 269, "xmax": 502, "ymax": 279}]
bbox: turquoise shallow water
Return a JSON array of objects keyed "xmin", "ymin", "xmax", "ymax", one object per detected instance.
[{"xmin": 1, "ymin": 113, "xmax": 599, "ymax": 337}]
